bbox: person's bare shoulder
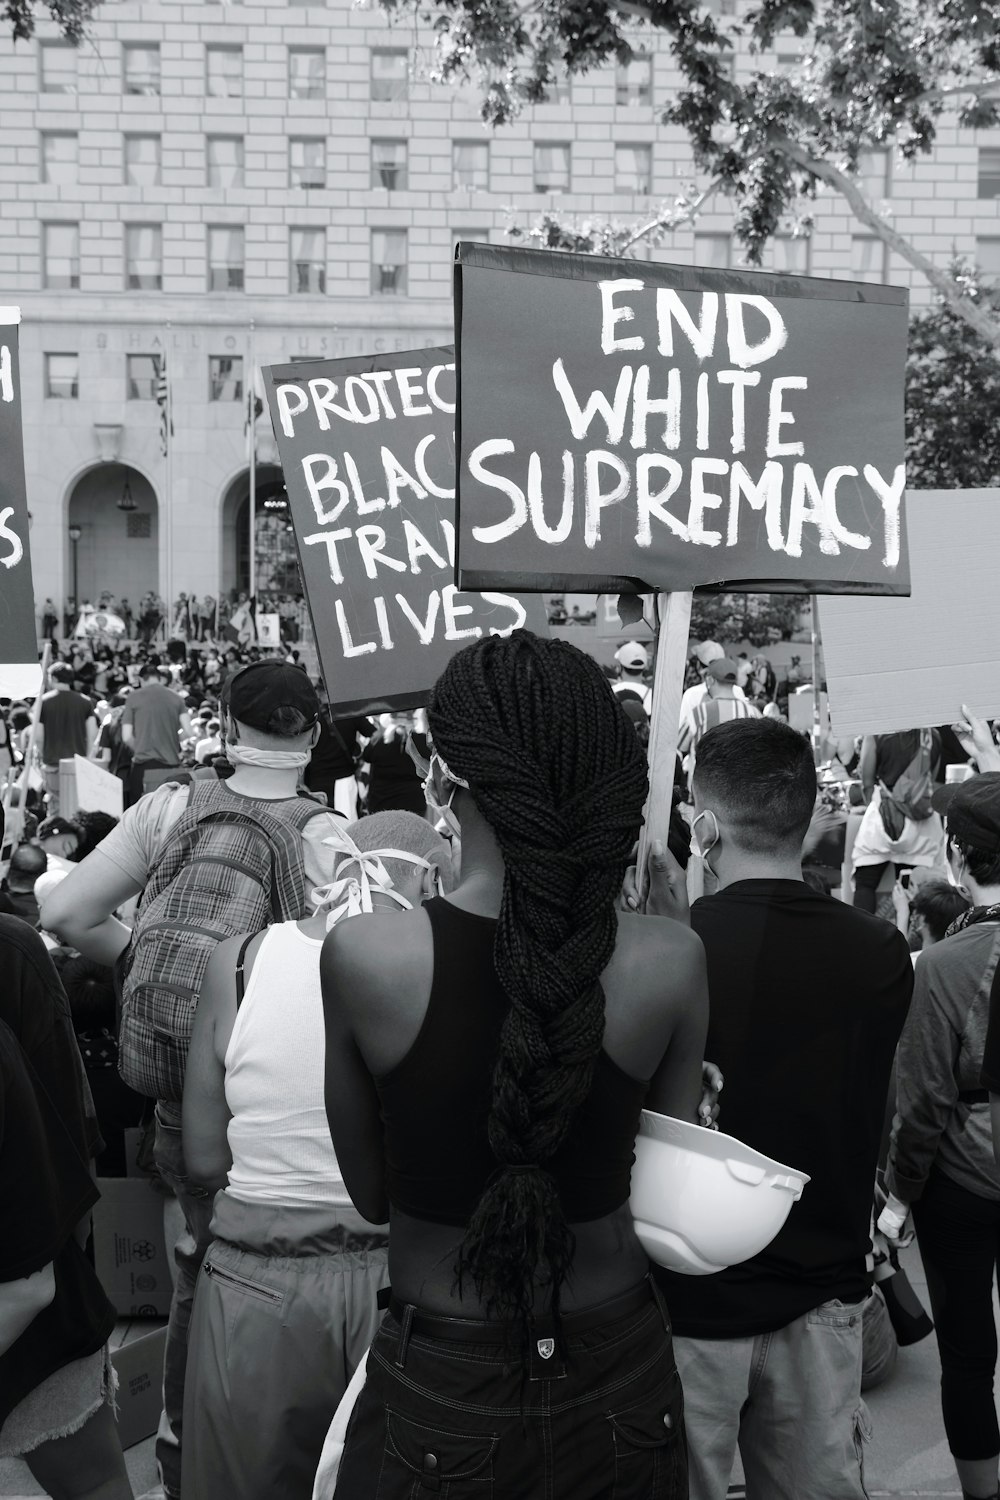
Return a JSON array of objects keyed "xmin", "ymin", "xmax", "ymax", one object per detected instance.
[
  {"xmin": 606, "ymin": 912, "xmax": 706, "ymax": 1018},
  {"xmin": 321, "ymin": 907, "xmax": 433, "ymax": 1028}
]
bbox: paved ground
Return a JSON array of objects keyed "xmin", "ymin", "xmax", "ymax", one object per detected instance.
[{"xmin": 2, "ymin": 1243, "xmax": 996, "ymax": 1498}]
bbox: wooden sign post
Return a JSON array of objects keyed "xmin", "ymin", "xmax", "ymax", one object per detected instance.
[
  {"xmin": 0, "ymin": 308, "xmax": 42, "ymax": 704},
  {"xmin": 453, "ymin": 244, "xmax": 911, "ymax": 891}
]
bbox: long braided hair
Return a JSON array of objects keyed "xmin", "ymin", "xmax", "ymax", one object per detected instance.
[{"xmin": 427, "ymin": 630, "xmax": 649, "ymax": 1346}]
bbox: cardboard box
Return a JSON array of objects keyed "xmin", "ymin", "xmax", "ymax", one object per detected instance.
[
  {"xmin": 94, "ymin": 1177, "xmax": 173, "ymax": 1317},
  {"xmin": 111, "ymin": 1325, "xmax": 167, "ymax": 1450}
]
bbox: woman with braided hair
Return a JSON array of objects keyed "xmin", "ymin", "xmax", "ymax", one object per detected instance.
[{"xmin": 322, "ymin": 630, "xmax": 708, "ymax": 1499}]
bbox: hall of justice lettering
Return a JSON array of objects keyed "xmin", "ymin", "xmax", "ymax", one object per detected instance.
[
  {"xmin": 466, "ymin": 285, "xmax": 904, "ymax": 569},
  {"xmin": 273, "ymin": 360, "xmax": 526, "ymax": 655}
]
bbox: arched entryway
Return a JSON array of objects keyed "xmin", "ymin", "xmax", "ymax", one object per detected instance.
[
  {"xmin": 220, "ymin": 467, "xmax": 302, "ymax": 600},
  {"xmin": 66, "ymin": 464, "xmax": 159, "ymax": 610}
]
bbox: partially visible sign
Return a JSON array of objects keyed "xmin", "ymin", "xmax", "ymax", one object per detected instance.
[
  {"xmin": 820, "ymin": 490, "xmax": 1000, "ymax": 737},
  {"xmin": 73, "ymin": 755, "xmax": 124, "ymax": 818},
  {"xmin": 0, "ymin": 309, "xmax": 40, "ymax": 698},
  {"xmin": 256, "ymin": 612, "xmax": 281, "ymax": 647},
  {"xmin": 455, "ymin": 244, "xmax": 910, "ymax": 598},
  {"xmin": 263, "ymin": 348, "xmax": 547, "ymax": 717}
]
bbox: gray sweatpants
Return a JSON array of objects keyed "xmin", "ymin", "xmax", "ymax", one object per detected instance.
[{"xmin": 181, "ymin": 1192, "xmax": 389, "ymax": 1500}]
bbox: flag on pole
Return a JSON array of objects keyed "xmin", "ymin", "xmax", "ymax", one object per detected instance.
[
  {"xmin": 244, "ymin": 362, "xmax": 264, "ymax": 461},
  {"xmin": 224, "ymin": 596, "xmax": 257, "ymax": 647},
  {"xmin": 156, "ymin": 355, "xmax": 173, "ymax": 456}
]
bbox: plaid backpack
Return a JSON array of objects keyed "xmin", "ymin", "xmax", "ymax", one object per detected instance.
[{"xmin": 118, "ymin": 779, "xmax": 320, "ymax": 1101}]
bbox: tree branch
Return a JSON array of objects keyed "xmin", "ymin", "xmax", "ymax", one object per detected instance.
[
  {"xmin": 772, "ymin": 132, "xmax": 1000, "ymax": 350},
  {"xmin": 618, "ymin": 176, "xmax": 723, "ymax": 251}
]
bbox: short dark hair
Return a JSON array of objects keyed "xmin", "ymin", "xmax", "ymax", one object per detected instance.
[
  {"xmin": 49, "ymin": 662, "xmax": 73, "ymax": 684},
  {"xmin": 952, "ymin": 835, "xmax": 1000, "ymax": 889},
  {"xmin": 140, "ymin": 662, "xmax": 161, "ymax": 679},
  {"xmin": 909, "ymin": 878, "xmax": 971, "ymax": 943},
  {"xmin": 694, "ymin": 718, "xmax": 817, "ymax": 854}
]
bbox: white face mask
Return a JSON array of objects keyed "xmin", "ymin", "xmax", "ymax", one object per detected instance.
[
  {"xmin": 422, "ymin": 751, "xmax": 469, "ymax": 840},
  {"xmin": 226, "ymin": 743, "xmax": 312, "ymax": 770},
  {"xmin": 692, "ymin": 808, "xmax": 720, "ymax": 863},
  {"xmin": 312, "ymin": 834, "xmax": 441, "ymax": 930}
]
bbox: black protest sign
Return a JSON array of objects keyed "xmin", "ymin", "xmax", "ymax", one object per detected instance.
[
  {"xmin": 455, "ymin": 244, "xmax": 910, "ymax": 597},
  {"xmin": 263, "ymin": 348, "xmax": 547, "ymax": 717},
  {"xmin": 0, "ymin": 311, "xmax": 41, "ymax": 698}
]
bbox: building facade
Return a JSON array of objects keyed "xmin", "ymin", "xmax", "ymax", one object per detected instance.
[{"xmin": 1, "ymin": 0, "xmax": 997, "ymax": 617}]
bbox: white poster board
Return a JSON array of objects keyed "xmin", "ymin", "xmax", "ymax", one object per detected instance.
[
  {"xmin": 256, "ymin": 612, "xmax": 281, "ymax": 647},
  {"xmin": 819, "ymin": 489, "xmax": 1000, "ymax": 737},
  {"xmin": 74, "ymin": 755, "xmax": 124, "ymax": 818}
]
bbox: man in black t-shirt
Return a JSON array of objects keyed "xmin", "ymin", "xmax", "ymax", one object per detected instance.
[
  {"xmin": 37, "ymin": 663, "xmax": 97, "ymax": 815},
  {"xmin": 645, "ymin": 719, "xmax": 913, "ymax": 1500}
]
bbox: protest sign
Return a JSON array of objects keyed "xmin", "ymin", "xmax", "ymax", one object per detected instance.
[
  {"xmin": 256, "ymin": 612, "xmax": 281, "ymax": 647},
  {"xmin": 455, "ymin": 244, "xmax": 910, "ymax": 599},
  {"xmin": 819, "ymin": 489, "xmax": 1000, "ymax": 738},
  {"xmin": 0, "ymin": 309, "xmax": 41, "ymax": 699},
  {"xmin": 263, "ymin": 347, "xmax": 546, "ymax": 716},
  {"xmin": 73, "ymin": 755, "xmax": 124, "ymax": 818}
]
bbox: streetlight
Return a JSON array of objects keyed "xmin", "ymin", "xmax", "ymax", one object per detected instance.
[{"xmin": 68, "ymin": 523, "xmax": 81, "ymax": 610}]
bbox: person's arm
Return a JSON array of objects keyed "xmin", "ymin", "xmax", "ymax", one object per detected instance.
[
  {"xmin": 179, "ymin": 711, "xmax": 195, "ymax": 743},
  {"xmin": 858, "ymin": 735, "xmax": 878, "ymax": 803},
  {"xmin": 320, "ymin": 924, "xmax": 395, "ymax": 1225},
  {"xmin": 120, "ymin": 722, "xmax": 135, "ymax": 747},
  {"xmin": 953, "ymin": 707, "xmax": 1000, "ymax": 774},
  {"xmin": 885, "ymin": 952, "xmax": 961, "ymax": 1205},
  {"xmin": 982, "ymin": 957, "xmax": 1000, "ymax": 1166},
  {"xmin": 182, "ymin": 936, "xmax": 241, "ymax": 1190},
  {"xmin": 642, "ymin": 924, "xmax": 709, "ymax": 1125},
  {"xmin": 85, "ymin": 714, "xmax": 98, "ymax": 756},
  {"xmin": 0, "ymin": 1263, "xmax": 56, "ymax": 1357},
  {"xmin": 39, "ymin": 848, "xmax": 142, "ymax": 964},
  {"xmin": 34, "ymin": 722, "xmax": 44, "ymax": 764}
]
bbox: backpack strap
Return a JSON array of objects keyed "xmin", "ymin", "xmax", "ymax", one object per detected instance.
[{"xmin": 234, "ymin": 932, "xmax": 258, "ymax": 1010}]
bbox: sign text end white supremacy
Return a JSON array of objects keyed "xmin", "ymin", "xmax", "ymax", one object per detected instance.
[{"xmin": 454, "ymin": 245, "xmax": 910, "ymax": 598}]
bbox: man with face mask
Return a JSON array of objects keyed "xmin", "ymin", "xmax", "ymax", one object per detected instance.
[
  {"xmin": 641, "ymin": 717, "xmax": 913, "ymax": 1500},
  {"xmin": 39, "ymin": 660, "xmax": 351, "ymax": 1500}
]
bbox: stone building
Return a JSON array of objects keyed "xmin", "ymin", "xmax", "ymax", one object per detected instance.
[{"xmin": 0, "ymin": 0, "xmax": 997, "ymax": 619}]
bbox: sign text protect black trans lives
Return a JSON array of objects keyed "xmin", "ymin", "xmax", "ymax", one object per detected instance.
[
  {"xmin": 455, "ymin": 246, "xmax": 910, "ymax": 597},
  {"xmin": 265, "ymin": 349, "xmax": 539, "ymax": 716}
]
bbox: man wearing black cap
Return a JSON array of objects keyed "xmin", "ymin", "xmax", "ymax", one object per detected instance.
[
  {"xmin": 882, "ymin": 773, "xmax": 1000, "ymax": 1500},
  {"xmin": 0, "ymin": 843, "xmax": 47, "ymax": 926},
  {"xmin": 40, "ymin": 660, "xmax": 351, "ymax": 1500}
]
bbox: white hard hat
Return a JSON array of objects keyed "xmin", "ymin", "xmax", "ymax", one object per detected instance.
[
  {"xmin": 695, "ymin": 640, "xmax": 725, "ymax": 667},
  {"xmin": 630, "ymin": 1110, "xmax": 809, "ymax": 1275},
  {"xmin": 614, "ymin": 642, "xmax": 648, "ymax": 671}
]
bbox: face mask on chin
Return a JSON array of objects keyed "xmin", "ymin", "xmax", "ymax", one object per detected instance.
[{"xmin": 226, "ymin": 743, "xmax": 312, "ymax": 770}]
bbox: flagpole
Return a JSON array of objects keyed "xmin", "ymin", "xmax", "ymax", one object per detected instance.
[
  {"xmin": 248, "ymin": 319, "xmax": 256, "ymax": 605},
  {"xmin": 164, "ymin": 322, "xmax": 173, "ymax": 634}
]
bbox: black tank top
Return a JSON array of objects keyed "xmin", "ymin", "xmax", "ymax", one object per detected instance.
[{"xmin": 375, "ymin": 898, "xmax": 648, "ymax": 1227}]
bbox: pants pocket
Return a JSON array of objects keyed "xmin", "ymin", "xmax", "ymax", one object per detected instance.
[
  {"xmin": 376, "ymin": 1407, "xmax": 498, "ymax": 1498},
  {"xmin": 609, "ymin": 1369, "xmax": 686, "ymax": 1500}
]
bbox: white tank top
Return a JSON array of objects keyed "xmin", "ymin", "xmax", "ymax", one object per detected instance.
[{"xmin": 224, "ymin": 923, "xmax": 352, "ymax": 1207}]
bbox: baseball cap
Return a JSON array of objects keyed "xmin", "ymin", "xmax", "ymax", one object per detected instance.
[
  {"xmin": 695, "ymin": 641, "xmax": 725, "ymax": 667},
  {"xmin": 37, "ymin": 815, "xmax": 80, "ymax": 842},
  {"xmin": 224, "ymin": 660, "xmax": 319, "ymax": 733},
  {"xmin": 615, "ymin": 642, "xmax": 649, "ymax": 671},
  {"xmin": 931, "ymin": 771, "xmax": 1000, "ymax": 854},
  {"xmin": 706, "ymin": 657, "xmax": 739, "ymax": 684}
]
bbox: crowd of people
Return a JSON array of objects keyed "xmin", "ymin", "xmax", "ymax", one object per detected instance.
[
  {"xmin": 40, "ymin": 591, "xmax": 310, "ymax": 646},
  {"xmin": 2, "ymin": 625, "xmax": 1000, "ymax": 1500}
]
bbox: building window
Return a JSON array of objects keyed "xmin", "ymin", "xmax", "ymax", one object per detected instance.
[
  {"xmin": 371, "ymin": 49, "xmax": 408, "ymax": 101},
  {"xmin": 975, "ymin": 237, "xmax": 1000, "ymax": 274},
  {"xmin": 45, "ymin": 353, "xmax": 78, "ymax": 399},
  {"xmin": 122, "ymin": 44, "xmax": 160, "ymax": 96},
  {"xmin": 977, "ymin": 148, "xmax": 1000, "ymax": 199},
  {"xmin": 615, "ymin": 144, "xmax": 652, "ymax": 193},
  {"xmin": 856, "ymin": 148, "xmax": 890, "ymax": 202},
  {"xmin": 206, "ymin": 46, "xmax": 243, "ymax": 99},
  {"xmin": 533, "ymin": 143, "xmax": 571, "ymax": 193},
  {"xmin": 209, "ymin": 354, "xmax": 243, "ymax": 401},
  {"xmin": 290, "ymin": 138, "xmax": 326, "ymax": 189},
  {"xmin": 207, "ymin": 136, "xmax": 244, "ymax": 188},
  {"xmin": 125, "ymin": 225, "xmax": 162, "ymax": 291},
  {"xmin": 288, "ymin": 47, "xmax": 325, "ymax": 100},
  {"xmin": 453, "ymin": 228, "xmax": 489, "ymax": 255},
  {"xmin": 39, "ymin": 41, "xmax": 77, "ymax": 94},
  {"xmin": 850, "ymin": 234, "xmax": 886, "ymax": 283},
  {"xmin": 453, "ymin": 141, "xmax": 489, "ymax": 190},
  {"xmin": 371, "ymin": 229, "xmax": 407, "ymax": 295},
  {"xmin": 124, "ymin": 135, "xmax": 161, "ymax": 187},
  {"xmin": 615, "ymin": 53, "xmax": 652, "ymax": 107},
  {"xmin": 207, "ymin": 226, "xmax": 245, "ymax": 290},
  {"xmin": 290, "ymin": 228, "xmax": 326, "ymax": 294},
  {"xmin": 40, "ymin": 132, "xmax": 78, "ymax": 185},
  {"xmin": 126, "ymin": 353, "xmax": 159, "ymax": 400},
  {"xmin": 771, "ymin": 234, "xmax": 810, "ymax": 274},
  {"xmin": 694, "ymin": 231, "xmax": 731, "ymax": 268},
  {"xmin": 43, "ymin": 223, "xmax": 79, "ymax": 289},
  {"xmin": 371, "ymin": 139, "xmax": 407, "ymax": 190}
]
